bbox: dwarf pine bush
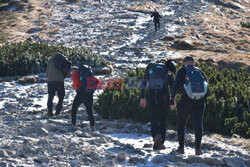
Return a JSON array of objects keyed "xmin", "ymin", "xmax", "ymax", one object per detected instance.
[
  {"xmin": 240, "ymin": 21, "xmax": 250, "ymax": 28},
  {"xmin": 0, "ymin": 41, "xmax": 107, "ymax": 76},
  {"xmin": 94, "ymin": 64, "xmax": 250, "ymax": 138}
]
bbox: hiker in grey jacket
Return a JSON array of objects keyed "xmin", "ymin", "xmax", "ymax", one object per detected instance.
[{"xmin": 46, "ymin": 53, "xmax": 66, "ymax": 116}]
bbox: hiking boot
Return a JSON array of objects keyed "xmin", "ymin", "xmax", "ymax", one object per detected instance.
[
  {"xmin": 90, "ymin": 126, "xmax": 96, "ymax": 132},
  {"xmin": 55, "ymin": 111, "xmax": 60, "ymax": 115},
  {"xmin": 195, "ymin": 148, "xmax": 203, "ymax": 155},
  {"xmin": 171, "ymin": 147, "xmax": 184, "ymax": 154},
  {"xmin": 153, "ymin": 135, "xmax": 163, "ymax": 150},
  {"xmin": 47, "ymin": 110, "xmax": 53, "ymax": 117},
  {"xmin": 159, "ymin": 144, "xmax": 166, "ymax": 150}
]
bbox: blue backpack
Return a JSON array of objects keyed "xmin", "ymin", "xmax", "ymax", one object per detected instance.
[
  {"xmin": 78, "ymin": 65, "xmax": 97, "ymax": 93},
  {"xmin": 149, "ymin": 62, "xmax": 169, "ymax": 90},
  {"xmin": 184, "ymin": 66, "xmax": 208, "ymax": 99}
]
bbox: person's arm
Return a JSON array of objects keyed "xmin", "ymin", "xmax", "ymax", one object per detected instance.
[
  {"xmin": 171, "ymin": 67, "xmax": 186, "ymax": 99},
  {"xmin": 46, "ymin": 62, "xmax": 49, "ymax": 78},
  {"xmin": 140, "ymin": 63, "xmax": 152, "ymax": 99},
  {"xmin": 168, "ymin": 74, "xmax": 175, "ymax": 93},
  {"xmin": 140, "ymin": 63, "xmax": 153, "ymax": 108}
]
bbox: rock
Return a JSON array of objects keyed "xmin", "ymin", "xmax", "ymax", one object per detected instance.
[
  {"xmin": 187, "ymin": 156, "xmax": 204, "ymax": 163},
  {"xmin": 23, "ymin": 145, "xmax": 38, "ymax": 154},
  {"xmin": 102, "ymin": 160, "xmax": 116, "ymax": 166},
  {"xmin": 167, "ymin": 155, "xmax": 185, "ymax": 163},
  {"xmin": 0, "ymin": 162, "xmax": 7, "ymax": 167},
  {"xmin": 34, "ymin": 155, "xmax": 50, "ymax": 164},
  {"xmin": 70, "ymin": 159, "xmax": 81, "ymax": 167},
  {"xmin": 129, "ymin": 156, "xmax": 145, "ymax": 164},
  {"xmin": 224, "ymin": 157, "xmax": 245, "ymax": 167},
  {"xmin": 16, "ymin": 149, "xmax": 26, "ymax": 157},
  {"xmin": 2, "ymin": 115, "xmax": 16, "ymax": 122},
  {"xmin": 152, "ymin": 155, "xmax": 169, "ymax": 164},
  {"xmin": 92, "ymin": 65, "xmax": 114, "ymax": 75},
  {"xmin": 0, "ymin": 149, "xmax": 9, "ymax": 157},
  {"xmin": 21, "ymin": 126, "xmax": 49, "ymax": 136},
  {"xmin": 117, "ymin": 152, "xmax": 127, "ymax": 162},
  {"xmin": 101, "ymin": 127, "xmax": 114, "ymax": 133},
  {"xmin": 124, "ymin": 144, "xmax": 134, "ymax": 150},
  {"xmin": 17, "ymin": 76, "xmax": 38, "ymax": 84},
  {"xmin": 161, "ymin": 36, "xmax": 175, "ymax": 41},
  {"xmin": 203, "ymin": 157, "xmax": 225, "ymax": 166},
  {"xmin": 43, "ymin": 124, "xmax": 58, "ymax": 132},
  {"xmin": 143, "ymin": 143, "xmax": 152, "ymax": 148},
  {"xmin": 171, "ymin": 40, "xmax": 194, "ymax": 50}
]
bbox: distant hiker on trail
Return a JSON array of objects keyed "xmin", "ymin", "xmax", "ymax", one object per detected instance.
[
  {"xmin": 151, "ymin": 9, "xmax": 161, "ymax": 32},
  {"xmin": 71, "ymin": 66, "xmax": 99, "ymax": 132},
  {"xmin": 46, "ymin": 52, "xmax": 71, "ymax": 117},
  {"xmin": 140, "ymin": 59, "xmax": 176, "ymax": 150},
  {"xmin": 170, "ymin": 56, "xmax": 209, "ymax": 155}
]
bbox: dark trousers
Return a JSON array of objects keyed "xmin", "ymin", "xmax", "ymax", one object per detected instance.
[
  {"xmin": 177, "ymin": 95, "xmax": 205, "ymax": 149},
  {"xmin": 149, "ymin": 93, "xmax": 170, "ymax": 144},
  {"xmin": 154, "ymin": 20, "xmax": 160, "ymax": 31},
  {"xmin": 47, "ymin": 81, "xmax": 65, "ymax": 113},
  {"xmin": 71, "ymin": 91, "xmax": 95, "ymax": 126}
]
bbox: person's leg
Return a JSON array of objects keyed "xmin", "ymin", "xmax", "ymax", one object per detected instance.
[
  {"xmin": 157, "ymin": 21, "xmax": 160, "ymax": 29},
  {"xmin": 159, "ymin": 99, "xmax": 170, "ymax": 144},
  {"xmin": 82, "ymin": 92, "xmax": 95, "ymax": 127},
  {"xmin": 191, "ymin": 99, "xmax": 205, "ymax": 151},
  {"xmin": 47, "ymin": 82, "xmax": 56, "ymax": 116},
  {"xmin": 149, "ymin": 97, "xmax": 161, "ymax": 139},
  {"xmin": 177, "ymin": 96, "xmax": 192, "ymax": 151},
  {"xmin": 55, "ymin": 82, "xmax": 65, "ymax": 115},
  {"xmin": 71, "ymin": 92, "xmax": 84, "ymax": 125},
  {"xmin": 154, "ymin": 21, "xmax": 157, "ymax": 31}
]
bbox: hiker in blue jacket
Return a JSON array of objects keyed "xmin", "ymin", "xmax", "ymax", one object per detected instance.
[
  {"xmin": 140, "ymin": 59, "xmax": 176, "ymax": 150},
  {"xmin": 170, "ymin": 56, "xmax": 209, "ymax": 155}
]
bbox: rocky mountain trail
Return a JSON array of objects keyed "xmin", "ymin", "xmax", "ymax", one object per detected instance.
[
  {"xmin": 0, "ymin": 0, "xmax": 249, "ymax": 166},
  {"xmin": 0, "ymin": 76, "xmax": 250, "ymax": 166}
]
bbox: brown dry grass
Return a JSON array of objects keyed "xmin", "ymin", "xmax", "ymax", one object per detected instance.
[{"xmin": 0, "ymin": 0, "xmax": 52, "ymax": 45}]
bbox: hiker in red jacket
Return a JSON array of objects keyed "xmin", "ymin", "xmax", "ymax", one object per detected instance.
[
  {"xmin": 70, "ymin": 66, "xmax": 100, "ymax": 132},
  {"xmin": 71, "ymin": 66, "xmax": 82, "ymax": 93}
]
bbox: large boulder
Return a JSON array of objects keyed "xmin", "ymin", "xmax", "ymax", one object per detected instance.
[
  {"xmin": 92, "ymin": 65, "xmax": 114, "ymax": 75},
  {"xmin": 171, "ymin": 40, "xmax": 194, "ymax": 50},
  {"xmin": 17, "ymin": 75, "xmax": 38, "ymax": 84}
]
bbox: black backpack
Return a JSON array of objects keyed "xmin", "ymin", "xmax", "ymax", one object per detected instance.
[
  {"xmin": 53, "ymin": 52, "xmax": 71, "ymax": 77},
  {"xmin": 149, "ymin": 61, "xmax": 169, "ymax": 90},
  {"xmin": 78, "ymin": 65, "xmax": 98, "ymax": 93}
]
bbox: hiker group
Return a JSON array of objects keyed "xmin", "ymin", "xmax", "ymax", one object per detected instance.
[{"xmin": 46, "ymin": 52, "xmax": 209, "ymax": 155}]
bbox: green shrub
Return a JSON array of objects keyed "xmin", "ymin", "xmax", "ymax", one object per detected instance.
[
  {"xmin": 0, "ymin": 41, "xmax": 107, "ymax": 76},
  {"xmin": 94, "ymin": 64, "xmax": 250, "ymax": 138},
  {"xmin": 240, "ymin": 21, "xmax": 250, "ymax": 28}
]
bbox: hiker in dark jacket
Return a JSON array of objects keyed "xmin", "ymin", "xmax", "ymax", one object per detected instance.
[
  {"xmin": 151, "ymin": 9, "xmax": 161, "ymax": 31},
  {"xmin": 46, "ymin": 53, "xmax": 66, "ymax": 116},
  {"xmin": 140, "ymin": 59, "xmax": 176, "ymax": 150},
  {"xmin": 170, "ymin": 56, "xmax": 209, "ymax": 155}
]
